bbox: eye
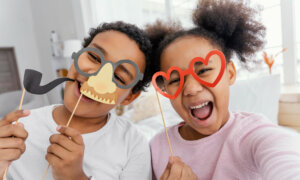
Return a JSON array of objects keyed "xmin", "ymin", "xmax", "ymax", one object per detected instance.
[
  {"xmin": 197, "ymin": 68, "xmax": 212, "ymax": 75},
  {"xmin": 168, "ymin": 78, "xmax": 180, "ymax": 85},
  {"xmin": 114, "ymin": 73, "xmax": 126, "ymax": 85},
  {"xmin": 88, "ymin": 52, "xmax": 100, "ymax": 63}
]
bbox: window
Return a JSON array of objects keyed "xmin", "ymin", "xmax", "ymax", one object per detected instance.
[
  {"xmin": 142, "ymin": 0, "xmax": 167, "ymax": 24},
  {"xmin": 235, "ymin": 1, "xmax": 284, "ymax": 81},
  {"xmin": 0, "ymin": 48, "xmax": 21, "ymax": 94},
  {"xmin": 295, "ymin": 0, "xmax": 300, "ymax": 83}
]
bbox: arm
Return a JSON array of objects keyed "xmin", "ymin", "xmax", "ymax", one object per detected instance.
[{"xmin": 241, "ymin": 126, "xmax": 300, "ymax": 180}]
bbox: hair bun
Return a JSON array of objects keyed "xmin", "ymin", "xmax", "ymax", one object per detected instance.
[{"xmin": 192, "ymin": 0, "xmax": 266, "ymax": 62}]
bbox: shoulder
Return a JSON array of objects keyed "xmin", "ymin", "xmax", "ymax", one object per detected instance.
[
  {"xmin": 150, "ymin": 124, "xmax": 178, "ymax": 150},
  {"xmin": 230, "ymin": 111, "xmax": 300, "ymax": 147},
  {"xmin": 18, "ymin": 104, "xmax": 57, "ymax": 126},
  {"xmin": 230, "ymin": 111, "xmax": 275, "ymax": 132}
]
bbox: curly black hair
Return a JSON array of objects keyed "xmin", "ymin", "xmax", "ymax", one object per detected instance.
[
  {"xmin": 147, "ymin": 0, "xmax": 266, "ymax": 72},
  {"xmin": 82, "ymin": 21, "xmax": 152, "ymax": 94}
]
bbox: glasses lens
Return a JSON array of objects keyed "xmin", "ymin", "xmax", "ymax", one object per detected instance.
[
  {"xmin": 114, "ymin": 62, "xmax": 137, "ymax": 88},
  {"xmin": 193, "ymin": 54, "xmax": 222, "ymax": 85},
  {"xmin": 77, "ymin": 50, "xmax": 102, "ymax": 75},
  {"xmin": 155, "ymin": 70, "xmax": 181, "ymax": 96}
]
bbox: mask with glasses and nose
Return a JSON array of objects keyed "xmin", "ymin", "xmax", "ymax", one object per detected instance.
[{"xmin": 23, "ymin": 47, "xmax": 143, "ymax": 105}]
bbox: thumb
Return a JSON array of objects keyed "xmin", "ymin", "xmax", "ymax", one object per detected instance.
[
  {"xmin": 159, "ymin": 157, "xmax": 173, "ymax": 180},
  {"xmin": 16, "ymin": 122, "xmax": 24, "ymax": 127}
]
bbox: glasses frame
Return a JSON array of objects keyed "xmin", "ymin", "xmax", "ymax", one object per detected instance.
[
  {"xmin": 72, "ymin": 47, "xmax": 144, "ymax": 89},
  {"xmin": 152, "ymin": 50, "xmax": 226, "ymax": 99}
]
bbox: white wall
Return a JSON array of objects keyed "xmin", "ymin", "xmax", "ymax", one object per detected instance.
[
  {"xmin": 29, "ymin": 0, "xmax": 80, "ymax": 103},
  {"xmin": 0, "ymin": 0, "xmax": 90, "ymax": 104},
  {"xmin": 0, "ymin": 0, "xmax": 41, "ymax": 84}
]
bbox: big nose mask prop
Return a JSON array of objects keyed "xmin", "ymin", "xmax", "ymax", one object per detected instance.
[
  {"xmin": 80, "ymin": 62, "xmax": 117, "ymax": 104},
  {"xmin": 72, "ymin": 47, "xmax": 144, "ymax": 104},
  {"xmin": 23, "ymin": 47, "xmax": 143, "ymax": 105}
]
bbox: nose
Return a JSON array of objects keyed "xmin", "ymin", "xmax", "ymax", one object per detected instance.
[{"xmin": 183, "ymin": 75, "xmax": 204, "ymax": 96}]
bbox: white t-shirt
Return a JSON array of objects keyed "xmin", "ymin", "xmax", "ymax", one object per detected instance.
[{"xmin": 6, "ymin": 105, "xmax": 151, "ymax": 180}]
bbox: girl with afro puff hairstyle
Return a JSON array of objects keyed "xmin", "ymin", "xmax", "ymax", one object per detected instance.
[
  {"xmin": 0, "ymin": 21, "xmax": 153, "ymax": 180},
  {"xmin": 147, "ymin": 0, "xmax": 300, "ymax": 179}
]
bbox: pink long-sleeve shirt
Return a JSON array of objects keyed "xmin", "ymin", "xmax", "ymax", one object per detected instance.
[{"xmin": 150, "ymin": 112, "xmax": 300, "ymax": 180}]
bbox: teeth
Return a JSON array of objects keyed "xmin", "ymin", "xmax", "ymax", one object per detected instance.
[{"xmin": 190, "ymin": 102, "xmax": 209, "ymax": 110}]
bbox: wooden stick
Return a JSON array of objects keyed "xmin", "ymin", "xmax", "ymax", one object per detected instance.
[
  {"xmin": 41, "ymin": 164, "xmax": 50, "ymax": 180},
  {"xmin": 155, "ymin": 91, "xmax": 174, "ymax": 157},
  {"xmin": 42, "ymin": 94, "xmax": 82, "ymax": 180},
  {"xmin": 2, "ymin": 168, "xmax": 8, "ymax": 180},
  {"xmin": 2, "ymin": 88, "xmax": 26, "ymax": 180},
  {"xmin": 66, "ymin": 94, "xmax": 82, "ymax": 127}
]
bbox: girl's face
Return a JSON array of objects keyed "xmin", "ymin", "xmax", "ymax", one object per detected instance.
[
  {"xmin": 160, "ymin": 36, "xmax": 236, "ymax": 139},
  {"xmin": 64, "ymin": 30, "xmax": 145, "ymax": 118}
]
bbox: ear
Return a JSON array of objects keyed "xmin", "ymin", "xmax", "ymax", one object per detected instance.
[
  {"xmin": 121, "ymin": 91, "xmax": 141, "ymax": 105},
  {"xmin": 227, "ymin": 61, "xmax": 236, "ymax": 86}
]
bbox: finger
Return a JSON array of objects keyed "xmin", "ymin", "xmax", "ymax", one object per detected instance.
[
  {"xmin": 167, "ymin": 161, "xmax": 184, "ymax": 180},
  {"xmin": 181, "ymin": 165, "xmax": 192, "ymax": 180},
  {"xmin": 49, "ymin": 134, "xmax": 78, "ymax": 152},
  {"xmin": 0, "ymin": 124, "xmax": 28, "ymax": 139},
  {"xmin": 0, "ymin": 110, "xmax": 30, "ymax": 126},
  {"xmin": 160, "ymin": 162, "xmax": 171, "ymax": 180},
  {"xmin": 172, "ymin": 156, "xmax": 182, "ymax": 163},
  {"xmin": 56, "ymin": 126, "xmax": 84, "ymax": 145},
  {"xmin": 160, "ymin": 157, "xmax": 175, "ymax": 180},
  {"xmin": 185, "ymin": 165, "xmax": 198, "ymax": 180},
  {"xmin": 45, "ymin": 152, "xmax": 62, "ymax": 168},
  {"xmin": 47, "ymin": 143, "xmax": 69, "ymax": 160},
  {"xmin": 0, "ymin": 149, "xmax": 23, "ymax": 161},
  {"xmin": 0, "ymin": 138, "xmax": 26, "ymax": 152}
]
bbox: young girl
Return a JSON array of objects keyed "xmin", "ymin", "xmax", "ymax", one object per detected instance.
[
  {"xmin": 0, "ymin": 21, "xmax": 154, "ymax": 180},
  {"xmin": 147, "ymin": 0, "xmax": 300, "ymax": 179}
]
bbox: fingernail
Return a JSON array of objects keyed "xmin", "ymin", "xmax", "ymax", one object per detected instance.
[
  {"xmin": 23, "ymin": 110, "xmax": 29, "ymax": 114},
  {"xmin": 56, "ymin": 125, "xmax": 62, "ymax": 131},
  {"xmin": 169, "ymin": 156, "xmax": 173, "ymax": 163},
  {"xmin": 17, "ymin": 123, "xmax": 24, "ymax": 127}
]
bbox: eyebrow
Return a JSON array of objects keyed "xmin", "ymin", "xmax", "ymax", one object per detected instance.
[
  {"xmin": 91, "ymin": 43, "xmax": 108, "ymax": 55},
  {"xmin": 194, "ymin": 59, "xmax": 213, "ymax": 66},
  {"xmin": 91, "ymin": 43, "xmax": 134, "ymax": 80},
  {"xmin": 118, "ymin": 64, "xmax": 134, "ymax": 80}
]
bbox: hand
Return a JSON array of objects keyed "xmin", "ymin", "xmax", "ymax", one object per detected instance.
[
  {"xmin": 46, "ymin": 126, "xmax": 89, "ymax": 180},
  {"xmin": 160, "ymin": 156, "xmax": 198, "ymax": 180},
  {"xmin": 0, "ymin": 110, "xmax": 29, "ymax": 176}
]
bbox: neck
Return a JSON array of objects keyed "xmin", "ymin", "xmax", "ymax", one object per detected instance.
[
  {"xmin": 53, "ymin": 105, "xmax": 108, "ymax": 134},
  {"xmin": 179, "ymin": 111, "xmax": 230, "ymax": 141}
]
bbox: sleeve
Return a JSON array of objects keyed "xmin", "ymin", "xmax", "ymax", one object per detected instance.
[
  {"xmin": 240, "ymin": 124, "xmax": 300, "ymax": 180},
  {"xmin": 119, "ymin": 134, "xmax": 152, "ymax": 180}
]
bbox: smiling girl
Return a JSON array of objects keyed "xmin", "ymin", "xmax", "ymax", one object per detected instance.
[{"xmin": 147, "ymin": 0, "xmax": 300, "ymax": 179}]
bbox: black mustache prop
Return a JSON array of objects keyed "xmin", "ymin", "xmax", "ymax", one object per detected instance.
[{"xmin": 23, "ymin": 69, "xmax": 74, "ymax": 94}]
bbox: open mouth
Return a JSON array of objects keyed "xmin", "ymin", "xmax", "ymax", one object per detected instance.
[
  {"xmin": 189, "ymin": 101, "xmax": 213, "ymax": 121},
  {"xmin": 79, "ymin": 81, "xmax": 116, "ymax": 104}
]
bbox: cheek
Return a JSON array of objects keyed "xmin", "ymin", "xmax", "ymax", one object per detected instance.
[
  {"xmin": 213, "ymin": 80, "xmax": 230, "ymax": 109},
  {"xmin": 67, "ymin": 64, "xmax": 77, "ymax": 78},
  {"xmin": 115, "ymin": 88, "xmax": 131, "ymax": 104},
  {"xmin": 170, "ymin": 98, "xmax": 186, "ymax": 115}
]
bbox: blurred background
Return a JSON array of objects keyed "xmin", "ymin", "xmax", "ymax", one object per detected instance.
[{"xmin": 0, "ymin": 0, "xmax": 299, "ymax": 137}]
